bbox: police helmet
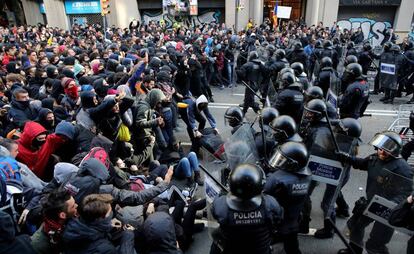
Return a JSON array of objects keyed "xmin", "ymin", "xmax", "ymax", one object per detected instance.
[
  {"xmin": 345, "ymin": 63, "xmax": 363, "ymax": 79},
  {"xmin": 261, "ymin": 41, "xmax": 269, "ymax": 48},
  {"xmin": 303, "ymin": 99, "xmax": 327, "ymax": 122},
  {"xmin": 347, "ymin": 41, "xmax": 355, "ymax": 49},
  {"xmin": 383, "ymin": 42, "xmax": 393, "ymax": 52},
  {"xmin": 261, "ymin": 107, "xmax": 279, "ymax": 126},
  {"xmin": 248, "ymin": 51, "xmax": 259, "ymax": 61},
  {"xmin": 276, "ymin": 49, "xmax": 286, "ymax": 59},
  {"xmin": 315, "ymin": 40, "xmax": 323, "ymax": 48},
  {"xmin": 321, "ymin": 57, "xmax": 333, "ymax": 68},
  {"xmin": 345, "ymin": 55, "xmax": 358, "ymax": 66},
  {"xmin": 268, "ymin": 142, "xmax": 310, "ymax": 175},
  {"xmin": 225, "ymin": 106, "xmax": 243, "ymax": 127},
  {"xmin": 267, "ymin": 44, "xmax": 276, "ymax": 54},
  {"xmin": 333, "ymin": 37, "xmax": 340, "ymax": 45},
  {"xmin": 281, "ymin": 72, "xmax": 296, "ymax": 88},
  {"xmin": 323, "ymin": 40, "xmax": 333, "ymax": 49},
  {"xmin": 291, "ymin": 62, "xmax": 304, "ymax": 76},
  {"xmin": 305, "ymin": 86, "xmax": 324, "ymax": 101},
  {"xmin": 269, "ymin": 115, "xmax": 297, "ymax": 142},
  {"xmin": 294, "ymin": 41, "xmax": 303, "ymax": 50},
  {"xmin": 280, "ymin": 67, "xmax": 295, "ymax": 76},
  {"xmin": 339, "ymin": 118, "xmax": 362, "ymax": 138},
  {"xmin": 391, "ymin": 44, "xmax": 401, "ymax": 53},
  {"xmin": 369, "ymin": 131, "xmax": 402, "ymax": 158},
  {"xmin": 227, "ymin": 163, "xmax": 264, "ymax": 211}
]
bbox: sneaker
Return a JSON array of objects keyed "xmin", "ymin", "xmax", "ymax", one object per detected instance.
[
  {"xmin": 219, "ymin": 85, "xmax": 225, "ymax": 90},
  {"xmin": 228, "ymin": 84, "xmax": 233, "ymax": 88}
]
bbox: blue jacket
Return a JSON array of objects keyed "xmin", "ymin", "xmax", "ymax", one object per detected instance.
[{"xmin": 8, "ymin": 99, "xmax": 39, "ymax": 128}]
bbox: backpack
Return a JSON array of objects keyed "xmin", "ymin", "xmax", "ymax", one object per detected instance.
[
  {"xmin": 80, "ymin": 147, "xmax": 110, "ymax": 170},
  {"xmin": 0, "ymin": 157, "xmax": 21, "ymax": 183}
]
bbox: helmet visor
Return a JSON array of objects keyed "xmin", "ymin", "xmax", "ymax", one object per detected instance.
[
  {"xmin": 268, "ymin": 150, "xmax": 298, "ymax": 171},
  {"xmin": 369, "ymin": 134, "xmax": 400, "ymax": 156}
]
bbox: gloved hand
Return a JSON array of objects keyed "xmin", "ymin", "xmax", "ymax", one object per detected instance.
[{"xmin": 335, "ymin": 151, "xmax": 354, "ymax": 164}]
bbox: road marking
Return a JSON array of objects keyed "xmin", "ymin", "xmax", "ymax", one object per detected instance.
[{"xmin": 209, "ymin": 103, "xmax": 398, "ymax": 116}]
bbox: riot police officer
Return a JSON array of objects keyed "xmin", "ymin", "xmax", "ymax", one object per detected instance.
[
  {"xmin": 274, "ymin": 72, "xmax": 304, "ymax": 124},
  {"xmin": 346, "ymin": 41, "xmax": 358, "ymax": 57},
  {"xmin": 358, "ymin": 43, "xmax": 380, "ymax": 75},
  {"xmin": 298, "ymin": 99, "xmax": 337, "ymax": 236},
  {"xmin": 210, "ymin": 163, "xmax": 283, "ymax": 254},
  {"xmin": 344, "ymin": 55, "xmax": 358, "ymax": 66},
  {"xmin": 269, "ymin": 115, "xmax": 303, "ymax": 144},
  {"xmin": 379, "ymin": 42, "xmax": 399, "ymax": 104},
  {"xmin": 291, "ymin": 62, "xmax": 310, "ymax": 91},
  {"xmin": 337, "ymin": 131, "xmax": 414, "ymax": 254},
  {"xmin": 288, "ymin": 42, "xmax": 308, "ymax": 72},
  {"xmin": 255, "ymin": 107, "xmax": 280, "ymax": 162},
  {"xmin": 236, "ymin": 51, "xmax": 265, "ymax": 115},
  {"xmin": 304, "ymin": 86, "xmax": 338, "ymax": 119},
  {"xmin": 264, "ymin": 142, "xmax": 312, "ymax": 254},
  {"xmin": 224, "ymin": 106, "xmax": 244, "ymax": 134},
  {"xmin": 310, "ymin": 39, "xmax": 324, "ymax": 79},
  {"xmin": 401, "ymin": 40, "xmax": 414, "ymax": 103},
  {"xmin": 320, "ymin": 40, "xmax": 340, "ymax": 70},
  {"xmin": 314, "ymin": 57, "xmax": 340, "ymax": 98},
  {"xmin": 269, "ymin": 49, "xmax": 290, "ymax": 86},
  {"xmin": 339, "ymin": 63, "xmax": 370, "ymax": 119}
]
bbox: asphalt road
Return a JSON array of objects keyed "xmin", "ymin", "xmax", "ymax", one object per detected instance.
[{"xmin": 174, "ymin": 85, "xmax": 412, "ymax": 254}]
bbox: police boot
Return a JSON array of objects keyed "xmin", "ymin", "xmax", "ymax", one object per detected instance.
[
  {"xmin": 335, "ymin": 207, "xmax": 350, "ymax": 218},
  {"xmin": 314, "ymin": 219, "xmax": 334, "ymax": 239},
  {"xmin": 337, "ymin": 242, "xmax": 363, "ymax": 254},
  {"xmin": 194, "ymin": 171, "xmax": 204, "ymax": 186},
  {"xmin": 407, "ymin": 97, "xmax": 414, "ymax": 104},
  {"xmin": 383, "ymin": 97, "xmax": 394, "ymax": 104}
]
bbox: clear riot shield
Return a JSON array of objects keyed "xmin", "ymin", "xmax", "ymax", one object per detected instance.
[
  {"xmin": 223, "ymin": 124, "xmax": 259, "ymax": 172},
  {"xmin": 343, "ymin": 168, "xmax": 413, "ymax": 254},
  {"xmin": 327, "ymin": 72, "xmax": 341, "ymax": 109},
  {"xmin": 267, "ymin": 82, "xmax": 279, "ymax": 109}
]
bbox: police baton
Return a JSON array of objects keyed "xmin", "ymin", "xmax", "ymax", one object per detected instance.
[
  {"xmin": 241, "ymin": 80, "xmax": 265, "ymax": 102},
  {"xmin": 323, "ymin": 111, "xmax": 341, "ymax": 154},
  {"xmin": 199, "ymin": 164, "xmax": 229, "ymax": 193}
]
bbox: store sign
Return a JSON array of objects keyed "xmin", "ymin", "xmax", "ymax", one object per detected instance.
[
  {"xmin": 65, "ymin": 0, "xmax": 101, "ymax": 14},
  {"xmin": 339, "ymin": 0, "xmax": 401, "ymax": 6}
]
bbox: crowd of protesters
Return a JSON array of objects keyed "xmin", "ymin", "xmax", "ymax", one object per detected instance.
[{"xmin": 0, "ymin": 15, "xmax": 412, "ymax": 254}]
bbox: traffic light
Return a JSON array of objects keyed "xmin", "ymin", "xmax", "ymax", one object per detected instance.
[{"xmin": 100, "ymin": 0, "xmax": 110, "ymax": 16}]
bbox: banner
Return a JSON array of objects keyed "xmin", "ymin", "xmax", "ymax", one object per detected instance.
[
  {"xmin": 276, "ymin": 6, "xmax": 292, "ymax": 19},
  {"xmin": 64, "ymin": 0, "xmax": 101, "ymax": 14}
]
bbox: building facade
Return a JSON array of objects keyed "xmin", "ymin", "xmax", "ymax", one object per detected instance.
[{"xmin": 19, "ymin": 0, "xmax": 414, "ymax": 42}]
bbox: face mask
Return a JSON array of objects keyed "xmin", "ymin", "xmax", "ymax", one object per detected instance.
[
  {"xmin": 45, "ymin": 119, "xmax": 55, "ymax": 129},
  {"xmin": 17, "ymin": 100, "xmax": 30, "ymax": 108},
  {"xmin": 65, "ymin": 86, "xmax": 79, "ymax": 99},
  {"xmin": 32, "ymin": 138, "xmax": 46, "ymax": 149}
]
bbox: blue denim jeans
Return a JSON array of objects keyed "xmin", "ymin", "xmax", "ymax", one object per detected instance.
[
  {"xmin": 226, "ymin": 62, "xmax": 235, "ymax": 85},
  {"xmin": 161, "ymin": 107, "xmax": 176, "ymax": 146},
  {"xmin": 175, "ymin": 152, "xmax": 199, "ymax": 178}
]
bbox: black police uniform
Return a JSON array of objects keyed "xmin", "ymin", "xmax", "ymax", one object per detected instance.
[
  {"xmin": 288, "ymin": 49, "xmax": 308, "ymax": 72},
  {"xmin": 274, "ymin": 86, "xmax": 304, "ymax": 124},
  {"xmin": 344, "ymin": 154, "xmax": 413, "ymax": 254},
  {"xmin": 339, "ymin": 78, "xmax": 369, "ymax": 119},
  {"xmin": 237, "ymin": 59, "xmax": 264, "ymax": 115},
  {"xmin": 264, "ymin": 170, "xmax": 311, "ymax": 254},
  {"xmin": 320, "ymin": 48, "xmax": 339, "ymax": 70},
  {"xmin": 315, "ymin": 67, "xmax": 340, "ymax": 98},
  {"xmin": 211, "ymin": 194, "xmax": 283, "ymax": 254}
]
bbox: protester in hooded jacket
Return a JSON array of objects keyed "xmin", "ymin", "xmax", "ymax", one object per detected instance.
[
  {"xmin": 93, "ymin": 78, "xmax": 110, "ymax": 102},
  {"xmin": 16, "ymin": 121, "xmax": 75, "ymax": 180},
  {"xmin": 60, "ymin": 77, "xmax": 80, "ymax": 114},
  {"xmin": 0, "ymin": 210, "xmax": 36, "ymax": 254},
  {"xmin": 134, "ymin": 89, "xmax": 166, "ymax": 155},
  {"xmin": 36, "ymin": 108, "xmax": 55, "ymax": 133}
]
